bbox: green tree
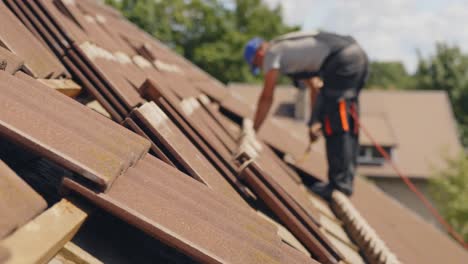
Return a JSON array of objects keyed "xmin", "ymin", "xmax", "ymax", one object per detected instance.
[
  {"xmin": 414, "ymin": 43, "xmax": 468, "ymax": 146},
  {"xmin": 106, "ymin": 0, "xmax": 297, "ymax": 83},
  {"xmin": 429, "ymin": 154, "xmax": 468, "ymax": 241},
  {"xmin": 365, "ymin": 61, "xmax": 415, "ymax": 90}
]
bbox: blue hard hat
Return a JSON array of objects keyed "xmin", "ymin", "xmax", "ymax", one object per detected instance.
[{"xmin": 244, "ymin": 37, "xmax": 263, "ymax": 75}]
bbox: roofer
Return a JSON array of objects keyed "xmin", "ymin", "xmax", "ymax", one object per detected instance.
[{"xmin": 244, "ymin": 31, "xmax": 369, "ymax": 199}]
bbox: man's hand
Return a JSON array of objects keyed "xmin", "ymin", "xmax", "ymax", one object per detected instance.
[
  {"xmin": 307, "ymin": 77, "xmax": 323, "ymax": 91},
  {"xmin": 309, "ymin": 122, "xmax": 322, "ymax": 143}
]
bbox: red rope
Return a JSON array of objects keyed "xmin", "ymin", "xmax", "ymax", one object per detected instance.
[{"xmin": 349, "ymin": 108, "xmax": 468, "ymax": 249}]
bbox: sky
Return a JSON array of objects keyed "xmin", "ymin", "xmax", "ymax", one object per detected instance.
[{"xmin": 263, "ymin": 0, "xmax": 468, "ymax": 72}]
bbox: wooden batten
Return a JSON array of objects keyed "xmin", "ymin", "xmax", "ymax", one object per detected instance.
[
  {"xmin": 51, "ymin": 242, "xmax": 103, "ymax": 264},
  {"xmin": 86, "ymin": 100, "xmax": 112, "ymax": 118},
  {"xmin": 38, "ymin": 79, "xmax": 82, "ymax": 98},
  {"xmin": 0, "ymin": 199, "xmax": 88, "ymax": 264}
]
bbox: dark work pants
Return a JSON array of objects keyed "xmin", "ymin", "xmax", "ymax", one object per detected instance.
[
  {"xmin": 325, "ymin": 131, "xmax": 359, "ymax": 196},
  {"xmin": 320, "ymin": 43, "xmax": 367, "ymax": 196}
]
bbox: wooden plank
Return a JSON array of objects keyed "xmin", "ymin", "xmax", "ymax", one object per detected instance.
[
  {"xmin": 85, "ymin": 100, "xmax": 111, "ymax": 119},
  {"xmin": 50, "ymin": 242, "xmax": 103, "ymax": 264},
  {"xmin": 38, "ymin": 78, "xmax": 82, "ymax": 98},
  {"xmin": 1, "ymin": 199, "xmax": 87, "ymax": 264}
]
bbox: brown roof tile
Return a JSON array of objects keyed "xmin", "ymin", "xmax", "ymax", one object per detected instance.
[
  {"xmin": 12, "ymin": 0, "xmax": 67, "ymax": 57},
  {"xmin": 140, "ymin": 79, "xmax": 250, "ymax": 197},
  {"xmin": 0, "ymin": 2, "xmax": 66, "ymax": 78},
  {"xmin": 36, "ymin": 0, "xmax": 89, "ymax": 45},
  {"xmin": 0, "ymin": 46, "xmax": 24, "ymax": 74},
  {"xmin": 256, "ymin": 148, "xmax": 322, "ymax": 220},
  {"xmin": 238, "ymin": 163, "xmax": 337, "ymax": 263},
  {"xmin": 132, "ymin": 102, "xmax": 246, "ymax": 205},
  {"xmin": 65, "ymin": 49, "xmax": 127, "ymax": 120},
  {"xmin": 0, "ymin": 71, "xmax": 150, "ymax": 190},
  {"xmin": 3, "ymin": 0, "xmax": 46, "ymax": 46},
  {"xmin": 63, "ymin": 155, "xmax": 316, "ymax": 264},
  {"xmin": 0, "ymin": 160, "xmax": 47, "ymax": 240}
]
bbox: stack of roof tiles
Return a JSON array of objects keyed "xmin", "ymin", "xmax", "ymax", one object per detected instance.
[{"xmin": 0, "ymin": 1, "xmax": 466, "ymax": 263}]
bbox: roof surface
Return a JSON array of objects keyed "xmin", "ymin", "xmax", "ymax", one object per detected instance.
[{"xmin": 360, "ymin": 90, "xmax": 462, "ymax": 178}]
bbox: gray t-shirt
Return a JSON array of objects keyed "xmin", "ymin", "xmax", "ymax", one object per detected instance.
[{"xmin": 262, "ymin": 31, "xmax": 331, "ymax": 75}]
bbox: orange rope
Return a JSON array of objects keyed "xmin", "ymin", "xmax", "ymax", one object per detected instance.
[{"xmin": 349, "ymin": 108, "xmax": 468, "ymax": 249}]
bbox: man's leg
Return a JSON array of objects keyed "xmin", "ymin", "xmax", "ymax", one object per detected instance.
[
  {"xmin": 351, "ymin": 100, "xmax": 360, "ymax": 174},
  {"xmin": 326, "ymin": 133, "xmax": 356, "ymax": 196}
]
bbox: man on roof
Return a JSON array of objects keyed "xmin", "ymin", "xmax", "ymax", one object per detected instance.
[{"xmin": 244, "ymin": 31, "xmax": 369, "ymax": 199}]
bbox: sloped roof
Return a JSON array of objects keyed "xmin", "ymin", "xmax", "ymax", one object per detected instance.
[{"xmin": 359, "ymin": 90, "xmax": 462, "ymax": 178}]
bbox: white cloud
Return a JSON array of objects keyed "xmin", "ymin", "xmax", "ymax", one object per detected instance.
[{"xmin": 263, "ymin": 0, "xmax": 468, "ymax": 72}]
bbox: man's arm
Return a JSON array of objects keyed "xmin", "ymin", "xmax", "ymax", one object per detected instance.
[
  {"xmin": 305, "ymin": 77, "xmax": 324, "ymax": 141},
  {"xmin": 305, "ymin": 77, "xmax": 323, "ymax": 112},
  {"xmin": 253, "ymin": 69, "xmax": 279, "ymax": 131}
]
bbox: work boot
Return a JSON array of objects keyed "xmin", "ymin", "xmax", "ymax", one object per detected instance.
[{"xmin": 309, "ymin": 182, "xmax": 333, "ymax": 201}]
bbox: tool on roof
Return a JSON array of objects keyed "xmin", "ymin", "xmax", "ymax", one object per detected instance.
[{"xmin": 296, "ymin": 141, "xmax": 315, "ymax": 164}]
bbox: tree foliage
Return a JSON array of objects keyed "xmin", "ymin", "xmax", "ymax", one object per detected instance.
[
  {"xmin": 106, "ymin": 0, "xmax": 297, "ymax": 83},
  {"xmin": 365, "ymin": 61, "xmax": 415, "ymax": 90},
  {"xmin": 414, "ymin": 43, "xmax": 468, "ymax": 146},
  {"xmin": 429, "ymin": 154, "xmax": 468, "ymax": 241}
]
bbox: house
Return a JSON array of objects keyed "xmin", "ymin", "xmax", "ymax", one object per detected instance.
[{"xmin": 228, "ymin": 83, "xmax": 463, "ymax": 228}]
